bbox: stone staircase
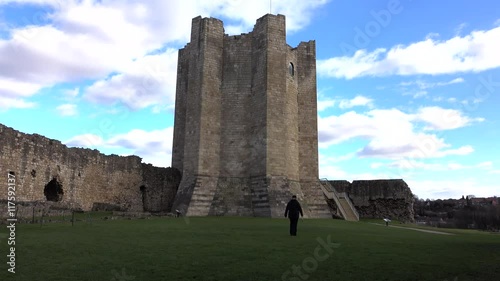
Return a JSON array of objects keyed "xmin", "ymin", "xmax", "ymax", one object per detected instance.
[
  {"xmin": 337, "ymin": 195, "xmax": 359, "ymax": 221},
  {"xmin": 300, "ymin": 181, "xmax": 333, "ymax": 218},
  {"xmin": 320, "ymin": 179, "xmax": 359, "ymax": 221},
  {"xmin": 250, "ymin": 177, "xmax": 271, "ymax": 217},
  {"xmin": 186, "ymin": 176, "xmax": 218, "ymax": 216}
]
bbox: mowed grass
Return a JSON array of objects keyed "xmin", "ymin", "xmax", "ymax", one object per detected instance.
[{"xmin": 0, "ymin": 216, "xmax": 499, "ymax": 281}]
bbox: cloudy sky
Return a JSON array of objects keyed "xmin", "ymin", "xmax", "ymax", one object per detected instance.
[{"xmin": 1, "ymin": 0, "xmax": 499, "ymax": 199}]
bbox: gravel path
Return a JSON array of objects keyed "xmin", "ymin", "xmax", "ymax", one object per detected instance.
[{"xmin": 370, "ymin": 223, "xmax": 455, "ymax": 235}]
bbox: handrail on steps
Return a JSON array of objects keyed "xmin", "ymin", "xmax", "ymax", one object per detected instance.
[{"xmin": 319, "ymin": 179, "xmax": 359, "ymax": 221}]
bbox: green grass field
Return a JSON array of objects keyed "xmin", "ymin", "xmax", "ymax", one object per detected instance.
[{"xmin": 0, "ymin": 215, "xmax": 499, "ymax": 281}]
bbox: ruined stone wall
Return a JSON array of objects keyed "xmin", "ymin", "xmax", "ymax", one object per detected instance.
[
  {"xmin": 0, "ymin": 124, "xmax": 179, "ymax": 217},
  {"xmin": 329, "ymin": 179, "xmax": 415, "ymax": 222},
  {"xmin": 140, "ymin": 165, "xmax": 181, "ymax": 213},
  {"xmin": 329, "ymin": 180, "xmax": 351, "ymax": 193}
]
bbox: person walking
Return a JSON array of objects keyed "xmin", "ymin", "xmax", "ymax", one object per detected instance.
[{"xmin": 284, "ymin": 195, "xmax": 303, "ymax": 236}]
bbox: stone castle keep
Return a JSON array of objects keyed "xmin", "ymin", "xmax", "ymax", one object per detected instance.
[
  {"xmin": 171, "ymin": 14, "xmax": 330, "ymax": 217},
  {"xmin": 0, "ymin": 14, "xmax": 414, "ymax": 222}
]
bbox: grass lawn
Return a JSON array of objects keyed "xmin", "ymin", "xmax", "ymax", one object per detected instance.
[{"xmin": 0, "ymin": 215, "xmax": 499, "ymax": 281}]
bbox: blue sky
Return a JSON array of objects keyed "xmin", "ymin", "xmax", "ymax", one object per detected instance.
[{"xmin": 0, "ymin": 0, "xmax": 499, "ymax": 199}]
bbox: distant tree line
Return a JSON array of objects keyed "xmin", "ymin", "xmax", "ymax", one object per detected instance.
[{"xmin": 413, "ymin": 195, "xmax": 500, "ymax": 231}]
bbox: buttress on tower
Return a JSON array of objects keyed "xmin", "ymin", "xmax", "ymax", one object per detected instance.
[{"xmin": 171, "ymin": 14, "xmax": 330, "ymax": 218}]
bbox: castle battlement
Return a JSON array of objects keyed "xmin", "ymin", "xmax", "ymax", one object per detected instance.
[{"xmin": 171, "ymin": 14, "xmax": 330, "ymax": 218}]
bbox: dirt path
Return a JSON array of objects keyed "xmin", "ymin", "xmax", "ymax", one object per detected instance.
[{"xmin": 370, "ymin": 223, "xmax": 455, "ymax": 235}]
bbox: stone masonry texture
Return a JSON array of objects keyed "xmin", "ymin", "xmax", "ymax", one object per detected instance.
[
  {"xmin": 0, "ymin": 123, "xmax": 180, "ymax": 218},
  {"xmin": 329, "ymin": 179, "xmax": 415, "ymax": 222},
  {"xmin": 171, "ymin": 14, "xmax": 331, "ymax": 218}
]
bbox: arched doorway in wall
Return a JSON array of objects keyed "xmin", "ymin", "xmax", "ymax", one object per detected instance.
[
  {"xmin": 140, "ymin": 185, "xmax": 147, "ymax": 212},
  {"xmin": 44, "ymin": 177, "xmax": 64, "ymax": 202}
]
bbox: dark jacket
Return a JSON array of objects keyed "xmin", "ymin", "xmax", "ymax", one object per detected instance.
[{"xmin": 285, "ymin": 199, "xmax": 303, "ymax": 219}]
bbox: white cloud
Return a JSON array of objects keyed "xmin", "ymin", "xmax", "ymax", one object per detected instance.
[
  {"xmin": 0, "ymin": 77, "xmax": 42, "ymax": 109},
  {"xmin": 318, "ymin": 165, "xmax": 347, "ymax": 179},
  {"xmin": 65, "ymin": 127, "xmax": 174, "ymax": 167},
  {"xmin": 0, "ymin": 0, "xmax": 329, "ymax": 110},
  {"xmin": 65, "ymin": 133, "xmax": 104, "ymax": 148},
  {"xmin": 423, "ymin": 33, "xmax": 439, "ymax": 41},
  {"xmin": 454, "ymin": 23, "xmax": 468, "ymax": 36},
  {"xmin": 0, "ymin": 77, "xmax": 43, "ymax": 97},
  {"xmin": 63, "ymin": 87, "xmax": 80, "ymax": 99},
  {"xmin": 388, "ymin": 159, "xmax": 492, "ymax": 171},
  {"xmin": 370, "ymin": 162, "xmax": 384, "ymax": 169},
  {"xmin": 398, "ymin": 77, "xmax": 465, "ymax": 100},
  {"xmin": 319, "ymin": 110, "xmax": 381, "ymax": 146},
  {"xmin": 317, "ymin": 100, "xmax": 335, "ymax": 111},
  {"xmin": 318, "ymin": 106, "xmax": 478, "ymax": 159},
  {"xmin": 411, "ymin": 91, "xmax": 427, "ymax": 98},
  {"xmin": 338, "ymin": 95, "xmax": 373, "ymax": 109},
  {"xmin": 194, "ymin": 0, "xmax": 330, "ymax": 34},
  {"xmin": 389, "ymin": 159, "xmax": 444, "ymax": 171},
  {"xmin": 319, "ymin": 165, "xmax": 393, "ymax": 182},
  {"xmin": 358, "ymin": 134, "xmax": 473, "ymax": 159},
  {"xmin": 461, "ymin": 96, "xmax": 486, "ymax": 108},
  {"xmin": 400, "ymin": 77, "xmax": 464, "ymax": 90},
  {"xmin": 407, "ymin": 179, "xmax": 499, "ymax": 199},
  {"xmin": 56, "ymin": 103, "xmax": 77, "ymax": 116},
  {"xmin": 448, "ymin": 77, "xmax": 465, "ymax": 84},
  {"xmin": 318, "ymin": 25, "xmax": 500, "ymax": 79},
  {"xmin": 0, "ymin": 96, "xmax": 36, "ymax": 110},
  {"xmin": 318, "ymin": 48, "xmax": 386, "ymax": 79},
  {"xmin": 318, "ymin": 95, "xmax": 373, "ymax": 111},
  {"xmin": 413, "ymin": 106, "xmax": 484, "ymax": 130},
  {"xmin": 434, "ymin": 145, "xmax": 474, "ymax": 157},
  {"xmin": 107, "ymin": 128, "xmax": 172, "ymax": 153},
  {"xmin": 0, "ymin": 0, "xmax": 62, "ymax": 5},
  {"xmin": 83, "ymin": 49, "xmax": 178, "ymax": 110},
  {"xmin": 477, "ymin": 161, "xmax": 493, "ymax": 168},
  {"xmin": 318, "ymin": 153, "xmax": 356, "ymax": 179}
]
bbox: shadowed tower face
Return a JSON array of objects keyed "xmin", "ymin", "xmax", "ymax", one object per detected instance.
[{"xmin": 171, "ymin": 14, "xmax": 330, "ymax": 218}]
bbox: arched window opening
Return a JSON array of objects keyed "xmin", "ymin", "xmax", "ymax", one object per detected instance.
[{"xmin": 289, "ymin": 62, "xmax": 294, "ymax": 77}]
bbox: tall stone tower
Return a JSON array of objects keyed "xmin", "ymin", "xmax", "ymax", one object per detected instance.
[{"xmin": 171, "ymin": 14, "xmax": 330, "ymax": 218}]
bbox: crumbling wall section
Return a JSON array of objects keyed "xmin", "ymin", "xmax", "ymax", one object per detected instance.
[
  {"xmin": 141, "ymin": 165, "xmax": 181, "ymax": 212},
  {"xmin": 0, "ymin": 124, "xmax": 179, "ymax": 217},
  {"xmin": 329, "ymin": 179, "xmax": 415, "ymax": 222}
]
